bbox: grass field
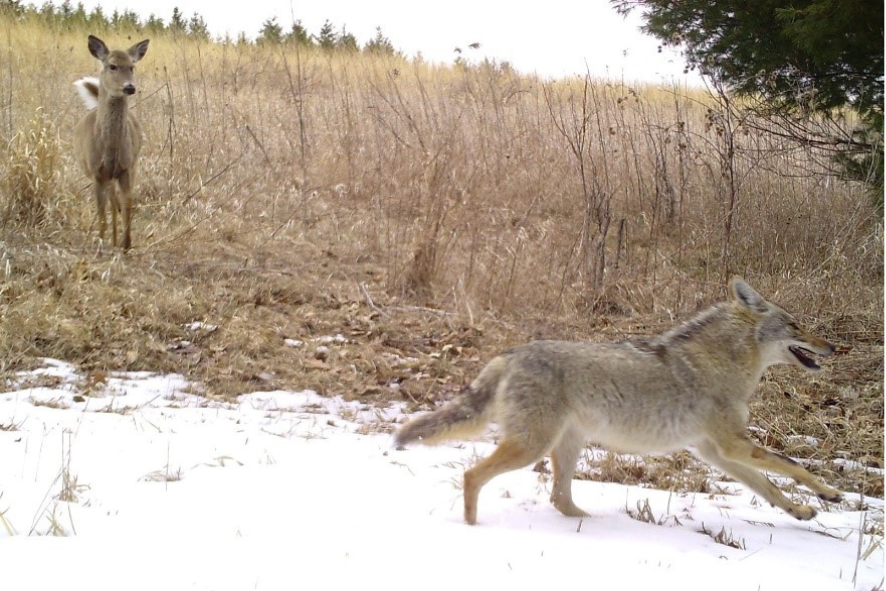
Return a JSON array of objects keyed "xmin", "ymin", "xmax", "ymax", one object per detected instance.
[{"xmin": 0, "ymin": 15, "xmax": 882, "ymax": 500}]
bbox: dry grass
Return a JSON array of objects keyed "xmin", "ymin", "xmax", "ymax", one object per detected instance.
[
  {"xmin": 699, "ymin": 522, "xmax": 747, "ymax": 550},
  {"xmin": 0, "ymin": 19, "xmax": 881, "ymax": 497},
  {"xmin": 625, "ymin": 496, "xmax": 685, "ymax": 527}
]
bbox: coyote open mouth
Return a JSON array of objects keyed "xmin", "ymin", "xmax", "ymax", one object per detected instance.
[{"xmin": 789, "ymin": 346, "xmax": 821, "ymax": 370}]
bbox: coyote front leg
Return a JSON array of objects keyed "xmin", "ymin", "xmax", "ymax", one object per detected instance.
[
  {"xmin": 696, "ymin": 436, "xmax": 842, "ymax": 520},
  {"xmin": 549, "ymin": 427, "xmax": 589, "ymax": 517}
]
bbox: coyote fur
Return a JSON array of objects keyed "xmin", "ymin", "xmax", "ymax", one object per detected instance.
[{"xmin": 395, "ymin": 278, "xmax": 841, "ymax": 525}]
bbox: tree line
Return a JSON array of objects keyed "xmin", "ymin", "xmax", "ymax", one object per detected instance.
[{"xmin": 0, "ymin": 1, "xmax": 399, "ymax": 54}]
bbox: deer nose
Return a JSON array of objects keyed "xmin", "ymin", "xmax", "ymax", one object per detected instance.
[{"xmin": 123, "ymin": 84, "xmax": 136, "ymax": 95}]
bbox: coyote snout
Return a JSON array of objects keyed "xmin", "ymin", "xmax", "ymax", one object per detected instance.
[
  {"xmin": 73, "ymin": 35, "xmax": 150, "ymax": 252},
  {"xmin": 396, "ymin": 278, "xmax": 842, "ymax": 525}
]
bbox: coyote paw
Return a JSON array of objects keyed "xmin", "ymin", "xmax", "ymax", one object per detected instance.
[
  {"xmin": 553, "ymin": 502, "xmax": 589, "ymax": 518},
  {"xmin": 551, "ymin": 491, "xmax": 590, "ymax": 518},
  {"xmin": 787, "ymin": 504, "xmax": 817, "ymax": 521},
  {"xmin": 817, "ymin": 489, "xmax": 843, "ymax": 503}
]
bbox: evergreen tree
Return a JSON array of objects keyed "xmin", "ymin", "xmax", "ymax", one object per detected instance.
[
  {"xmin": 317, "ymin": 19, "xmax": 336, "ymax": 49},
  {"xmin": 145, "ymin": 13, "xmax": 164, "ymax": 34},
  {"xmin": 364, "ymin": 26, "xmax": 397, "ymax": 56},
  {"xmin": 257, "ymin": 16, "xmax": 283, "ymax": 44},
  {"xmin": 118, "ymin": 9, "xmax": 140, "ymax": 30},
  {"xmin": 71, "ymin": 2, "xmax": 87, "ymax": 27},
  {"xmin": 338, "ymin": 26, "xmax": 358, "ymax": 52},
  {"xmin": 87, "ymin": 6, "xmax": 108, "ymax": 30},
  {"xmin": 614, "ymin": 0, "xmax": 882, "ymax": 118},
  {"xmin": 58, "ymin": 1, "xmax": 73, "ymax": 19},
  {"xmin": 188, "ymin": 12, "xmax": 210, "ymax": 41},
  {"xmin": 287, "ymin": 20, "xmax": 312, "ymax": 46},
  {"xmin": 39, "ymin": 1, "xmax": 57, "ymax": 22},
  {"xmin": 169, "ymin": 7, "xmax": 186, "ymax": 34},
  {"xmin": 1, "ymin": 1, "xmax": 25, "ymax": 17},
  {"xmin": 614, "ymin": 0, "xmax": 884, "ymax": 204}
]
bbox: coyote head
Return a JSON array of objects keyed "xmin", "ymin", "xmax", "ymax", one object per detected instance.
[{"xmin": 732, "ymin": 277, "xmax": 835, "ymax": 371}]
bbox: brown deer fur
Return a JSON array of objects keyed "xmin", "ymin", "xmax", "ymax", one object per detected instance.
[{"xmin": 73, "ymin": 35, "xmax": 149, "ymax": 251}]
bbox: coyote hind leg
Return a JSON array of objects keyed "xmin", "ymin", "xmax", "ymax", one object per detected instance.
[{"xmin": 463, "ymin": 438, "xmax": 547, "ymax": 525}]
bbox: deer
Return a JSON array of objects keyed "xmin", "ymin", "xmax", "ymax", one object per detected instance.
[{"xmin": 73, "ymin": 35, "xmax": 150, "ymax": 252}]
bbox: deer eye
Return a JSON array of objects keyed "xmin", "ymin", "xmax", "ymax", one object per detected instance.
[{"xmin": 109, "ymin": 64, "xmax": 117, "ymax": 71}]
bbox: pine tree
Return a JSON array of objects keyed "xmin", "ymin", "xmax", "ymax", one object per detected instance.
[
  {"xmin": 39, "ymin": 2, "xmax": 56, "ymax": 23},
  {"xmin": 317, "ymin": 19, "xmax": 336, "ymax": 49},
  {"xmin": 188, "ymin": 12, "xmax": 210, "ymax": 41},
  {"xmin": 58, "ymin": 1, "xmax": 73, "ymax": 19},
  {"xmin": 1, "ymin": 1, "xmax": 25, "ymax": 17},
  {"xmin": 614, "ymin": 0, "xmax": 882, "ymax": 119},
  {"xmin": 614, "ymin": 0, "xmax": 884, "ymax": 206},
  {"xmin": 71, "ymin": 2, "xmax": 87, "ymax": 27},
  {"xmin": 145, "ymin": 13, "xmax": 165, "ymax": 34},
  {"xmin": 257, "ymin": 17, "xmax": 283, "ymax": 45},
  {"xmin": 287, "ymin": 20, "xmax": 312, "ymax": 46},
  {"xmin": 118, "ymin": 9, "xmax": 140, "ymax": 31},
  {"xmin": 364, "ymin": 26, "xmax": 397, "ymax": 56},
  {"xmin": 169, "ymin": 7, "xmax": 186, "ymax": 34},
  {"xmin": 87, "ymin": 5, "xmax": 108, "ymax": 30},
  {"xmin": 338, "ymin": 26, "xmax": 358, "ymax": 52}
]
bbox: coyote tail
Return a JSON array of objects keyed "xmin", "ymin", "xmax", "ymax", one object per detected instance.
[{"xmin": 395, "ymin": 355, "xmax": 509, "ymax": 447}]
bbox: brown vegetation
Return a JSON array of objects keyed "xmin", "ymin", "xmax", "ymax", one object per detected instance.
[{"xmin": 0, "ymin": 19, "xmax": 881, "ymax": 496}]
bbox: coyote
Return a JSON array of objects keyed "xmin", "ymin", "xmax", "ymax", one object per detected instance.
[{"xmin": 395, "ymin": 278, "xmax": 842, "ymax": 525}]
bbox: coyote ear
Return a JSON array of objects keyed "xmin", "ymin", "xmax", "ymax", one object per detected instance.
[{"xmin": 731, "ymin": 277, "xmax": 769, "ymax": 313}]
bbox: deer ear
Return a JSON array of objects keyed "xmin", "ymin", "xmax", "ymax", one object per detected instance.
[
  {"xmin": 87, "ymin": 35, "xmax": 108, "ymax": 61},
  {"xmin": 731, "ymin": 277, "xmax": 769, "ymax": 313},
  {"xmin": 129, "ymin": 39, "xmax": 150, "ymax": 63}
]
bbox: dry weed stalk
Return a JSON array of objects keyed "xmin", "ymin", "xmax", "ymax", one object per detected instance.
[{"xmin": 699, "ymin": 521, "xmax": 747, "ymax": 550}]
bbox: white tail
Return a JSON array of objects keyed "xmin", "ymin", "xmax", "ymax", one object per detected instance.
[
  {"xmin": 72, "ymin": 35, "xmax": 150, "ymax": 252},
  {"xmin": 73, "ymin": 76, "xmax": 100, "ymax": 110}
]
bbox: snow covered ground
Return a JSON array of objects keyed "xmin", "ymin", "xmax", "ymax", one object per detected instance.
[{"xmin": 0, "ymin": 358, "xmax": 882, "ymax": 591}]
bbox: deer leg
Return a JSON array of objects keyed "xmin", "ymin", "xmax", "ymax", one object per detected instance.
[
  {"xmin": 108, "ymin": 182, "xmax": 119, "ymax": 248},
  {"xmin": 117, "ymin": 171, "xmax": 133, "ymax": 251},
  {"xmin": 94, "ymin": 180, "xmax": 108, "ymax": 244}
]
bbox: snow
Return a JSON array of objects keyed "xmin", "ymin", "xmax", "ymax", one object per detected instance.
[{"xmin": 0, "ymin": 359, "xmax": 882, "ymax": 591}]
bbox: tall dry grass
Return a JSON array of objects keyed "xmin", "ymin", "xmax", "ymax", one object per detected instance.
[
  {"xmin": 0, "ymin": 17, "xmax": 881, "ymax": 484},
  {"xmin": 4, "ymin": 22, "xmax": 878, "ymax": 316}
]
